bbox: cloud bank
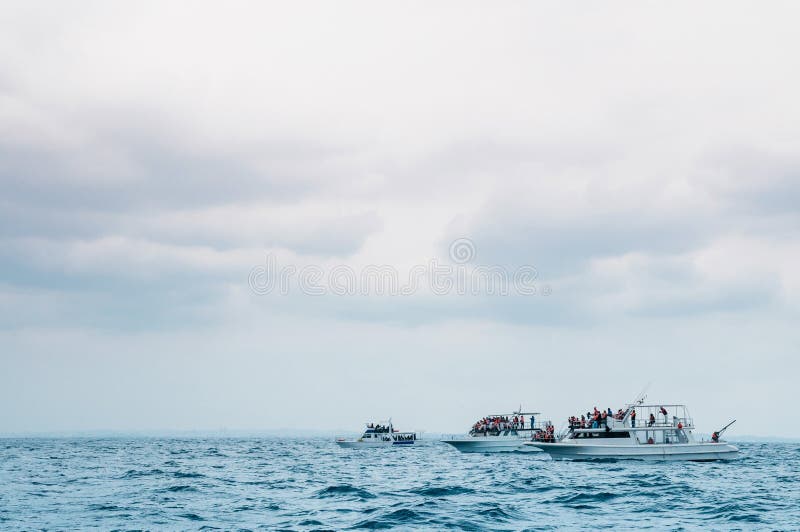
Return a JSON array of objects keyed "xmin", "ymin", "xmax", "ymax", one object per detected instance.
[{"xmin": 1, "ymin": 1, "xmax": 799, "ymax": 437}]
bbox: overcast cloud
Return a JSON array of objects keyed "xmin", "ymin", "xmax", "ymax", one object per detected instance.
[{"xmin": 1, "ymin": 1, "xmax": 799, "ymax": 437}]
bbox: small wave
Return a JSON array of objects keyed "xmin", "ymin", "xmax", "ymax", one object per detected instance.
[
  {"xmin": 552, "ymin": 491, "xmax": 619, "ymax": 506},
  {"xmin": 87, "ymin": 503, "xmax": 123, "ymax": 511},
  {"xmin": 316, "ymin": 484, "xmax": 376, "ymax": 500},
  {"xmin": 234, "ymin": 502, "xmax": 280, "ymax": 512},
  {"xmin": 698, "ymin": 502, "xmax": 763, "ymax": 523},
  {"xmin": 298, "ymin": 519, "xmax": 325, "ymax": 526},
  {"xmin": 120, "ymin": 468, "xmax": 164, "ymax": 479},
  {"xmin": 410, "ymin": 486, "xmax": 475, "ymax": 497},
  {"xmin": 629, "ymin": 473, "xmax": 671, "ymax": 488},
  {"xmin": 519, "ymin": 480, "xmax": 558, "ymax": 493},
  {"xmin": 478, "ymin": 504, "xmax": 513, "ymax": 521},
  {"xmin": 350, "ymin": 508, "xmax": 425, "ymax": 529},
  {"xmin": 572, "ymin": 457, "xmax": 619, "ymax": 464},
  {"xmin": 727, "ymin": 513, "xmax": 763, "ymax": 523},
  {"xmin": 173, "ymin": 471, "xmax": 205, "ymax": 479},
  {"xmin": 163, "ymin": 485, "xmax": 197, "ymax": 492},
  {"xmin": 179, "ymin": 512, "xmax": 204, "ymax": 521}
]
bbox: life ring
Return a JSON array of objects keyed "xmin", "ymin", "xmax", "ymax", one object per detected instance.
[{"xmin": 647, "ymin": 437, "xmax": 654, "ymax": 444}]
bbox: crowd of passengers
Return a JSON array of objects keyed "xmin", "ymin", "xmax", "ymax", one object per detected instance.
[
  {"xmin": 568, "ymin": 407, "xmax": 627, "ymax": 429},
  {"xmin": 568, "ymin": 406, "xmax": 669, "ymax": 429},
  {"xmin": 365, "ymin": 423, "xmax": 417, "ymax": 440},
  {"xmin": 531, "ymin": 422, "xmax": 556, "ymax": 443},
  {"xmin": 469, "ymin": 414, "xmax": 533, "ymax": 435}
]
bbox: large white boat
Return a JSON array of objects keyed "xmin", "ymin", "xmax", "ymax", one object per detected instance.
[
  {"xmin": 441, "ymin": 410, "xmax": 547, "ymax": 453},
  {"xmin": 335, "ymin": 420, "xmax": 418, "ymax": 448},
  {"xmin": 525, "ymin": 400, "xmax": 739, "ymax": 461}
]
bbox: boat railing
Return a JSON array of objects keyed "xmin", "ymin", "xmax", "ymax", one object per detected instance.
[
  {"xmin": 468, "ymin": 420, "xmax": 551, "ymax": 435},
  {"xmin": 641, "ymin": 418, "xmax": 693, "ymax": 429},
  {"xmin": 566, "ymin": 415, "xmax": 694, "ymax": 431},
  {"xmin": 619, "ymin": 416, "xmax": 693, "ymax": 429}
]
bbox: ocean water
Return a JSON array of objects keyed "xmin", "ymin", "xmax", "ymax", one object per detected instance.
[{"xmin": 0, "ymin": 438, "xmax": 798, "ymax": 530}]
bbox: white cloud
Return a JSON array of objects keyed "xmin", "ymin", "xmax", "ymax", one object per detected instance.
[{"xmin": 1, "ymin": 0, "xmax": 799, "ymax": 435}]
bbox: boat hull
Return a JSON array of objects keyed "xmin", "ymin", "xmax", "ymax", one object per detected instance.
[
  {"xmin": 336, "ymin": 440, "xmax": 414, "ymax": 448},
  {"xmin": 441, "ymin": 438, "xmax": 539, "ymax": 453},
  {"xmin": 525, "ymin": 441, "xmax": 739, "ymax": 461}
]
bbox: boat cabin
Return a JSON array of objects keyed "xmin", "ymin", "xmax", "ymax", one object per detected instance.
[
  {"xmin": 360, "ymin": 421, "xmax": 416, "ymax": 442},
  {"xmin": 566, "ymin": 404, "xmax": 696, "ymax": 445}
]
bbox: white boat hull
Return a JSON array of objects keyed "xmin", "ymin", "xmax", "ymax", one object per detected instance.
[
  {"xmin": 441, "ymin": 437, "xmax": 540, "ymax": 453},
  {"xmin": 525, "ymin": 441, "xmax": 739, "ymax": 461},
  {"xmin": 336, "ymin": 440, "xmax": 414, "ymax": 448}
]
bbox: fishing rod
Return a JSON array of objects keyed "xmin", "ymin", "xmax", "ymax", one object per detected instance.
[
  {"xmin": 717, "ymin": 419, "xmax": 736, "ymax": 435},
  {"xmin": 711, "ymin": 419, "xmax": 736, "ymax": 442}
]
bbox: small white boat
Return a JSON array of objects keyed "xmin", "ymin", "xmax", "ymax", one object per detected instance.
[
  {"xmin": 441, "ymin": 410, "xmax": 548, "ymax": 453},
  {"xmin": 335, "ymin": 420, "xmax": 417, "ymax": 448},
  {"xmin": 525, "ymin": 398, "xmax": 739, "ymax": 461}
]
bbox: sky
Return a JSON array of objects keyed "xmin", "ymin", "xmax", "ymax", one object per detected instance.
[{"xmin": 1, "ymin": 1, "xmax": 799, "ymax": 437}]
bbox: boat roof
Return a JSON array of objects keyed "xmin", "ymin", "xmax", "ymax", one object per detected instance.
[
  {"xmin": 634, "ymin": 404, "xmax": 688, "ymax": 408},
  {"xmin": 573, "ymin": 426, "xmax": 684, "ymax": 432},
  {"xmin": 486, "ymin": 412, "xmax": 540, "ymax": 416}
]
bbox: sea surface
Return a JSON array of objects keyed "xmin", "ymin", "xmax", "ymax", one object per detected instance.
[{"xmin": 0, "ymin": 438, "xmax": 798, "ymax": 530}]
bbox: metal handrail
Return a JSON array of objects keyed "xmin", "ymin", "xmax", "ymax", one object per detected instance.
[
  {"xmin": 566, "ymin": 416, "xmax": 693, "ymax": 430},
  {"xmin": 466, "ymin": 420, "xmax": 553, "ymax": 436}
]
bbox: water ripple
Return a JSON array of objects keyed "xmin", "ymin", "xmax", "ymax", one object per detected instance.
[
  {"xmin": 316, "ymin": 484, "xmax": 377, "ymax": 500},
  {"xmin": 0, "ymin": 438, "xmax": 797, "ymax": 529}
]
